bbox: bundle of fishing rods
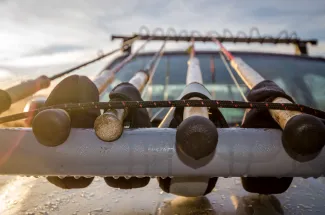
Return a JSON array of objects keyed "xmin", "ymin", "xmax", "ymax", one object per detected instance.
[{"xmin": 0, "ymin": 27, "xmax": 324, "ymax": 197}]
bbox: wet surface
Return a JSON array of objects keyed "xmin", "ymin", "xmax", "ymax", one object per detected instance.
[{"xmin": 0, "ymin": 176, "xmax": 324, "ymax": 215}]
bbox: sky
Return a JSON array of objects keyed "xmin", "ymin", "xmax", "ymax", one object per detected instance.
[
  {"xmin": 0, "ymin": 0, "xmax": 324, "ymax": 87},
  {"xmin": 0, "ymin": 0, "xmax": 324, "ymax": 60}
]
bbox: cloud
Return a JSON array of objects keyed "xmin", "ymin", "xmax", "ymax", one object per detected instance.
[{"xmin": 0, "ymin": 0, "xmax": 324, "ymax": 61}]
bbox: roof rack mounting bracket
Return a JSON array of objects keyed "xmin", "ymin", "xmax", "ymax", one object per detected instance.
[{"xmin": 295, "ymin": 42, "xmax": 308, "ymax": 55}]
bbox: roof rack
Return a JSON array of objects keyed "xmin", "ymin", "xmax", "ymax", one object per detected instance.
[{"xmin": 112, "ymin": 27, "xmax": 318, "ymax": 55}]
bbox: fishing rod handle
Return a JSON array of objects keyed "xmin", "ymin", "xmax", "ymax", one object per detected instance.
[
  {"xmin": 94, "ymin": 71, "xmax": 149, "ymax": 142},
  {"xmin": 231, "ymin": 57, "xmax": 325, "ymax": 161},
  {"xmin": 176, "ymin": 55, "xmax": 218, "ymax": 160},
  {"xmin": 230, "ymin": 57, "xmax": 302, "ymax": 128},
  {"xmin": 8, "ymin": 75, "xmax": 51, "ymax": 103},
  {"xmin": 0, "ymin": 75, "xmax": 51, "ymax": 113},
  {"xmin": 269, "ymin": 97, "xmax": 301, "ymax": 129}
]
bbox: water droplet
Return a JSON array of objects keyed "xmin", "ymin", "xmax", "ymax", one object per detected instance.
[
  {"xmin": 113, "ymin": 176, "xmax": 119, "ymax": 179},
  {"xmin": 160, "ymin": 191, "xmax": 164, "ymax": 195},
  {"xmin": 125, "ymin": 176, "xmax": 131, "ymax": 179},
  {"xmin": 58, "ymin": 176, "xmax": 65, "ymax": 179},
  {"xmin": 74, "ymin": 176, "xmax": 81, "ymax": 179},
  {"xmin": 114, "ymin": 199, "xmax": 119, "ymax": 203},
  {"xmin": 92, "ymin": 208, "xmax": 103, "ymax": 212}
]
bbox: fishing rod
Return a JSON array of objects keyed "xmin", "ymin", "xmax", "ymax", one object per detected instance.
[
  {"xmin": 157, "ymin": 39, "xmax": 219, "ymax": 197},
  {"xmin": 94, "ymin": 41, "xmax": 166, "ymax": 142},
  {"xmin": 49, "ymin": 36, "xmax": 139, "ymax": 81},
  {"xmin": 0, "ymin": 36, "xmax": 139, "ymax": 114},
  {"xmin": 0, "ymin": 76, "xmax": 50, "ymax": 113},
  {"xmin": 212, "ymin": 37, "xmax": 325, "ymax": 162},
  {"xmin": 176, "ymin": 39, "xmax": 218, "ymax": 160}
]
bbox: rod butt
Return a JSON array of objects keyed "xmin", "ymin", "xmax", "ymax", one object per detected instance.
[
  {"xmin": 94, "ymin": 110, "xmax": 124, "ymax": 142},
  {"xmin": 176, "ymin": 116, "xmax": 218, "ymax": 160},
  {"xmin": 282, "ymin": 114, "xmax": 325, "ymax": 162},
  {"xmin": 32, "ymin": 109, "xmax": 71, "ymax": 147}
]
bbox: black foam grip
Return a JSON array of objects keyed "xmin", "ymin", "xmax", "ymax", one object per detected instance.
[
  {"xmin": 109, "ymin": 82, "xmax": 151, "ymax": 128},
  {"xmin": 47, "ymin": 177, "xmax": 94, "ymax": 189},
  {"xmin": 157, "ymin": 177, "xmax": 218, "ymax": 196},
  {"xmin": 104, "ymin": 177, "xmax": 150, "ymax": 189},
  {"xmin": 241, "ymin": 177, "xmax": 293, "ymax": 194},
  {"xmin": 45, "ymin": 75, "xmax": 100, "ymax": 128},
  {"xmin": 43, "ymin": 75, "xmax": 100, "ymax": 189},
  {"xmin": 242, "ymin": 80, "xmax": 294, "ymax": 129}
]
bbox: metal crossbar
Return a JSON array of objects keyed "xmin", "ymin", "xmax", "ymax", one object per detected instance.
[{"xmin": 0, "ymin": 127, "xmax": 324, "ymax": 177}]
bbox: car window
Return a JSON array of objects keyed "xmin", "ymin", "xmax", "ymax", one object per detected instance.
[
  {"xmin": 101, "ymin": 52, "xmax": 325, "ymax": 125},
  {"xmin": 304, "ymin": 73, "xmax": 325, "ymax": 110}
]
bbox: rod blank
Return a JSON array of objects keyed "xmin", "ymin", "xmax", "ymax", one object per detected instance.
[{"xmin": 93, "ymin": 39, "xmax": 150, "ymax": 94}]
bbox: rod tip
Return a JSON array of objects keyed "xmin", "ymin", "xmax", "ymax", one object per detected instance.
[
  {"xmin": 32, "ymin": 109, "xmax": 71, "ymax": 147},
  {"xmin": 94, "ymin": 111, "xmax": 124, "ymax": 142},
  {"xmin": 176, "ymin": 116, "xmax": 218, "ymax": 160}
]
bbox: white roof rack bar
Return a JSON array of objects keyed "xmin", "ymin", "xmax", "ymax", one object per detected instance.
[{"xmin": 0, "ymin": 127, "xmax": 324, "ymax": 177}]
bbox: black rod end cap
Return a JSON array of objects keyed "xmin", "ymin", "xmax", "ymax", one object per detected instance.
[
  {"xmin": 282, "ymin": 114, "xmax": 325, "ymax": 162},
  {"xmin": 176, "ymin": 116, "xmax": 218, "ymax": 160},
  {"xmin": 32, "ymin": 109, "xmax": 71, "ymax": 147}
]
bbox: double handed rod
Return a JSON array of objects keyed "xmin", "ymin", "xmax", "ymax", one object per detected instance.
[{"xmin": 212, "ymin": 37, "xmax": 325, "ymax": 162}]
